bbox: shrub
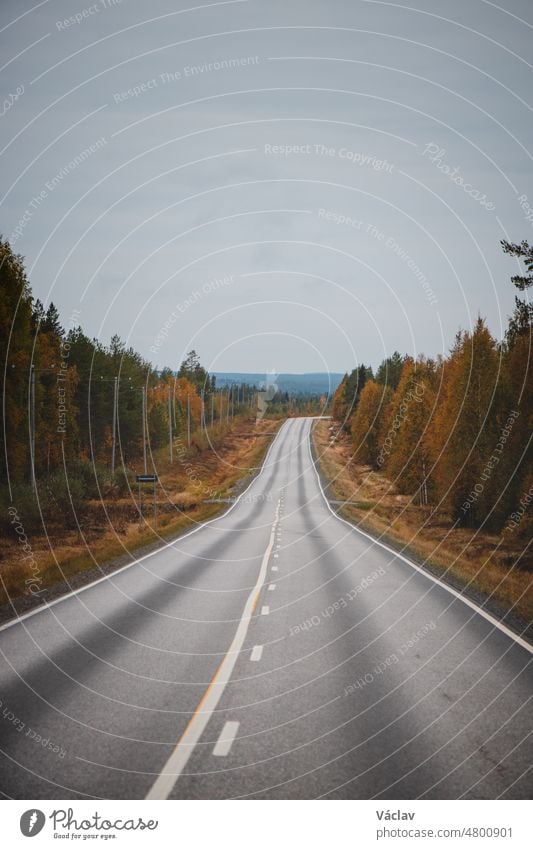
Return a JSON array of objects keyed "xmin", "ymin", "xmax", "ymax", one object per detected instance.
[
  {"xmin": 65, "ymin": 458, "xmax": 101, "ymax": 498},
  {"xmin": 44, "ymin": 469, "xmax": 87, "ymax": 525},
  {"xmin": 112, "ymin": 465, "xmax": 134, "ymax": 496},
  {"xmin": 1, "ymin": 483, "xmax": 46, "ymax": 536}
]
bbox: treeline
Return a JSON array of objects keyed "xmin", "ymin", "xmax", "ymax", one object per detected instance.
[
  {"xmin": 0, "ymin": 238, "xmax": 254, "ymax": 525},
  {"xmin": 265, "ymin": 391, "xmax": 327, "ymax": 417},
  {"xmin": 332, "ymin": 240, "xmax": 533, "ymax": 537}
]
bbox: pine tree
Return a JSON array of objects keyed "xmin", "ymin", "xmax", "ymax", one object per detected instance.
[
  {"xmin": 332, "ymin": 374, "xmax": 349, "ymax": 421},
  {"xmin": 501, "ymin": 239, "xmax": 533, "ymax": 290},
  {"xmin": 332, "ymin": 365, "xmax": 374, "ymax": 430},
  {"xmin": 350, "ymin": 381, "xmax": 392, "ymax": 467},
  {"xmin": 42, "ymin": 302, "xmax": 63, "ymax": 337},
  {"xmin": 501, "ymin": 240, "xmax": 533, "ymax": 347},
  {"xmin": 493, "ymin": 328, "xmax": 533, "ymax": 530},
  {"xmin": 178, "ymin": 350, "xmax": 210, "ymax": 391},
  {"xmin": 147, "ymin": 402, "xmax": 168, "ymax": 449},
  {"xmin": 33, "ymin": 323, "xmax": 78, "ymax": 473},
  {"xmin": 429, "ymin": 319, "xmax": 503, "ymax": 526},
  {"xmin": 382, "ymin": 359, "xmax": 437, "ymax": 500},
  {"xmin": 375, "ymin": 351, "xmax": 404, "ymax": 390},
  {"xmin": 0, "ymin": 239, "xmax": 33, "ymax": 478}
]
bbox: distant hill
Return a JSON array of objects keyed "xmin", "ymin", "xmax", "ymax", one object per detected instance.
[{"xmin": 211, "ymin": 372, "xmax": 344, "ymax": 396}]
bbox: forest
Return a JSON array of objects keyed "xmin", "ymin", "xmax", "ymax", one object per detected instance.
[
  {"xmin": 0, "ymin": 237, "xmax": 271, "ymax": 535},
  {"xmin": 0, "ymin": 236, "xmax": 326, "ymax": 548},
  {"xmin": 2, "ymin": 235, "xmax": 532, "ymax": 551},
  {"xmin": 331, "ymin": 239, "xmax": 533, "ymax": 547}
]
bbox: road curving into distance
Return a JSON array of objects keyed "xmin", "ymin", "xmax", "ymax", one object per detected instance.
[{"xmin": 0, "ymin": 417, "xmax": 531, "ymax": 799}]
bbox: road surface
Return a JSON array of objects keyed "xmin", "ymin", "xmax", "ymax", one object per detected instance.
[{"xmin": 0, "ymin": 418, "xmax": 531, "ymax": 799}]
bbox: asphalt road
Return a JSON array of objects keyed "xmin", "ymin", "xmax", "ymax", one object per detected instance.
[{"xmin": 0, "ymin": 417, "xmax": 531, "ymax": 799}]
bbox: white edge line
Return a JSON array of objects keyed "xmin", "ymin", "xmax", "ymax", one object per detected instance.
[
  {"xmin": 307, "ymin": 420, "xmax": 533, "ymax": 655},
  {"xmin": 0, "ymin": 421, "xmax": 288, "ymax": 634},
  {"xmin": 145, "ymin": 501, "xmax": 277, "ymax": 797},
  {"xmin": 212, "ymin": 720, "xmax": 240, "ymax": 757}
]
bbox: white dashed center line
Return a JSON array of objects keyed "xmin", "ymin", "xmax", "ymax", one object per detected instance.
[
  {"xmin": 144, "ymin": 473, "xmax": 286, "ymax": 799},
  {"xmin": 213, "ymin": 721, "xmax": 240, "ymax": 757},
  {"xmin": 250, "ymin": 644, "xmax": 263, "ymax": 662}
]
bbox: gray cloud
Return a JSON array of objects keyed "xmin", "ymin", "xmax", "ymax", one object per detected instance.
[{"xmin": 2, "ymin": 0, "xmax": 532, "ymax": 371}]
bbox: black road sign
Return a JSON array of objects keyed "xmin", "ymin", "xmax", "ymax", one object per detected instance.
[{"xmin": 136, "ymin": 474, "xmax": 158, "ymax": 483}]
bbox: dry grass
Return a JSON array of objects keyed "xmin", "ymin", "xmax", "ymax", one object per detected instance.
[
  {"xmin": 0, "ymin": 417, "xmax": 281, "ymax": 607},
  {"xmin": 313, "ymin": 419, "xmax": 533, "ymax": 625}
]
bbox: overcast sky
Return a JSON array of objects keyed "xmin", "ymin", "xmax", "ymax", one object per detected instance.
[{"xmin": 2, "ymin": 0, "xmax": 532, "ymax": 374}]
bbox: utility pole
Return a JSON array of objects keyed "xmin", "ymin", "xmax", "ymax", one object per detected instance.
[
  {"xmin": 172, "ymin": 383, "xmax": 177, "ymax": 428},
  {"xmin": 111, "ymin": 376, "xmax": 118, "ymax": 476},
  {"xmin": 30, "ymin": 364, "xmax": 36, "ymax": 492},
  {"xmin": 226, "ymin": 386, "xmax": 230, "ymax": 423},
  {"xmin": 168, "ymin": 385, "xmax": 173, "ymax": 463},
  {"xmin": 211, "ymin": 392, "xmax": 214, "ymax": 427},
  {"xmin": 187, "ymin": 394, "xmax": 191, "ymax": 448},
  {"xmin": 421, "ymin": 459, "xmax": 428, "ymax": 506},
  {"xmin": 142, "ymin": 386, "xmax": 147, "ymax": 474}
]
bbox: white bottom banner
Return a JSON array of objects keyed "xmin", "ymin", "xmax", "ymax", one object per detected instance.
[{"xmin": 2, "ymin": 799, "xmax": 530, "ymax": 848}]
